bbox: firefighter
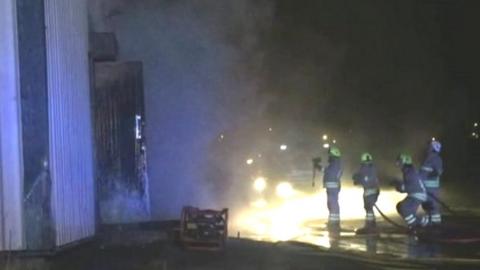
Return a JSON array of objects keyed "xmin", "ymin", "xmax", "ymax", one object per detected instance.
[
  {"xmin": 324, "ymin": 146, "xmax": 343, "ymax": 230},
  {"xmin": 352, "ymin": 153, "xmax": 380, "ymax": 234},
  {"xmin": 393, "ymin": 154, "xmax": 427, "ymax": 231},
  {"xmin": 419, "ymin": 140, "xmax": 443, "ymax": 226}
]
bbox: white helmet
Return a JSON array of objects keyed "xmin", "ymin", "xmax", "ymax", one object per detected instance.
[{"xmin": 431, "ymin": 141, "xmax": 442, "ymax": 153}]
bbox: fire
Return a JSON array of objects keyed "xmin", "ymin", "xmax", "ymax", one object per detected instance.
[{"xmin": 232, "ymin": 186, "xmax": 404, "ymax": 243}]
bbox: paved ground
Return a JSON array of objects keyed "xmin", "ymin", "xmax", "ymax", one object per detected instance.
[{"xmin": 1, "ymin": 213, "xmax": 480, "ymax": 270}]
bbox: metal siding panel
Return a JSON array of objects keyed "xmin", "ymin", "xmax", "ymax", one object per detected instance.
[
  {"xmin": 44, "ymin": 0, "xmax": 95, "ymax": 246},
  {"xmin": 0, "ymin": 0, "xmax": 25, "ymax": 251}
]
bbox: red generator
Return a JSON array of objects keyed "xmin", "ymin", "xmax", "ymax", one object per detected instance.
[{"xmin": 179, "ymin": 206, "xmax": 229, "ymax": 251}]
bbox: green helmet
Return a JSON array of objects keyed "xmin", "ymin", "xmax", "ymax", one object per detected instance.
[
  {"xmin": 361, "ymin": 152, "xmax": 373, "ymax": 163},
  {"xmin": 329, "ymin": 146, "xmax": 341, "ymax": 157},
  {"xmin": 397, "ymin": 154, "xmax": 412, "ymax": 165}
]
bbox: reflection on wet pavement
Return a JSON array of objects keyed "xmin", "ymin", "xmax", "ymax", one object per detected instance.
[{"xmin": 232, "ymin": 188, "xmax": 480, "ymax": 261}]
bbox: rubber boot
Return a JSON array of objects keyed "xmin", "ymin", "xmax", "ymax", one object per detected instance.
[
  {"xmin": 327, "ymin": 221, "xmax": 341, "ymax": 235},
  {"xmin": 355, "ymin": 221, "xmax": 377, "ymax": 235}
]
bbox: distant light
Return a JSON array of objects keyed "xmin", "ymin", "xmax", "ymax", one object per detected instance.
[
  {"xmin": 332, "ymin": 139, "xmax": 336, "ymax": 144},
  {"xmin": 220, "ymin": 134, "xmax": 224, "ymax": 140},
  {"xmin": 246, "ymin": 158, "xmax": 254, "ymax": 165},
  {"xmin": 432, "ymin": 137, "xmax": 436, "ymax": 141},
  {"xmin": 258, "ymin": 153, "xmax": 262, "ymax": 158},
  {"xmin": 280, "ymin": 144, "xmax": 288, "ymax": 151},
  {"xmin": 322, "ymin": 134, "xmax": 328, "ymax": 141},
  {"xmin": 268, "ymin": 127, "xmax": 273, "ymax": 132},
  {"xmin": 276, "ymin": 182, "xmax": 294, "ymax": 198},
  {"xmin": 472, "ymin": 132, "xmax": 477, "ymax": 137},
  {"xmin": 474, "ymin": 122, "xmax": 478, "ymax": 128},
  {"xmin": 323, "ymin": 143, "xmax": 330, "ymax": 149},
  {"xmin": 253, "ymin": 177, "xmax": 267, "ymax": 192}
]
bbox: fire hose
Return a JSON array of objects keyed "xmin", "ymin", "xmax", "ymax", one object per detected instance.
[
  {"xmin": 373, "ymin": 191, "xmax": 457, "ymax": 230},
  {"xmin": 373, "ymin": 204, "xmax": 407, "ymax": 229}
]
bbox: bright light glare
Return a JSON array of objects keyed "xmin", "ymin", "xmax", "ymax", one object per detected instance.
[
  {"xmin": 232, "ymin": 186, "xmax": 405, "ymax": 244},
  {"xmin": 250, "ymin": 199, "xmax": 267, "ymax": 208},
  {"xmin": 323, "ymin": 143, "xmax": 330, "ymax": 149},
  {"xmin": 474, "ymin": 122, "xmax": 478, "ymax": 127},
  {"xmin": 276, "ymin": 182, "xmax": 294, "ymax": 198},
  {"xmin": 280, "ymin": 144, "xmax": 287, "ymax": 151},
  {"xmin": 322, "ymin": 134, "xmax": 328, "ymax": 141},
  {"xmin": 253, "ymin": 177, "xmax": 267, "ymax": 192},
  {"xmin": 246, "ymin": 158, "xmax": 254, "ymax": 165}
]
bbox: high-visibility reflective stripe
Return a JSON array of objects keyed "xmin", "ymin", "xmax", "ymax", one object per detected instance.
[
  {"xmin": 421, "ymin": 166, "xmax": 434, "ymax": 172},
  {"xmin": 364, "ymin": 189, "xmax": 379, "ymax": 197},
  {"xmin": 325, "ymin": 182, "xmax": 339, "ymax": 188},
  {"xmin": 409, "ymin": 193, "xmax": 427, "ymax": 202},
  {"xmin": 329, "ymin": 214, "xmax": 340, "ymax": 217},
  {"xmin": 405, "ymin": 215, "xmax": 416, "ymax": 223},
  {"xmin": 423, "ymin": 180, "xmax": 440, "ymax": 188},
  {"xmin": 420, "ymin": 217, "xmax": 429, "ymax": 225},
  {"xmin": 431, "ymin": 214, "xmax": 441, "ymax": 218},
  {"xmin": 406, "ymin": 217, "xmax": 416, "ymax": 224}
]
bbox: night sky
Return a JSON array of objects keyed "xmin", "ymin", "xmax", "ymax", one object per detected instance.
[{"xmin": 92, "ymin": 0, "xmax": 480, "ymax": 218}]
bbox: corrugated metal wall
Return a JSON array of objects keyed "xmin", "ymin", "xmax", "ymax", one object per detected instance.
[
  {"xmin": 0, "ymin": 0, "xmax": 25, "ymax": 251},
  {"xmin": 44, "ymin": 0, "xmax": 96, "ymax": 246}
]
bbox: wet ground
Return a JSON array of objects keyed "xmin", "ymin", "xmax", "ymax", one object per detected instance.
[
  {"xmin": 231, "ymin": 188, "xmax": 480, "ymax": 263},
  {"xmin": 236, "ymin": 211, "xmax": 480, "ymax": 261},
  {"xmin": 1, "ymin": 214, "xmax": 479, "ymax": 270},
  {"xmin": 289, "ymin": 214, "xmax": 480, "ymax": 260}
]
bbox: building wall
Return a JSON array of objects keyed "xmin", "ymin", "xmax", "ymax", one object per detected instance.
[
  {"xmin": 44, "ymin": 0, "xmax": 96, "ymax": 246},
  {"xmin": 16, "ymin": 0, "xmax": 53, "ymax": 250},
  {"xmin": 0, "ymin": 0, "xmax": 25, "ymax": 251}
]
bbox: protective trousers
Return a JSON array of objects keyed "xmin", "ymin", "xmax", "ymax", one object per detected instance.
[
  {"xmin": 421, "ymin": 188, "xmax": 441, "ymax": 225},
  {"xmin": 364, "ymin": 193, "xmax": 379, "ymax": 227},
  {"xmin": 396, "ymin": 196, "xmax": 423, "ymax": 227},
  {"xmin": 327, "ymin": 188, "xmax": 340, "ymax": 224}
]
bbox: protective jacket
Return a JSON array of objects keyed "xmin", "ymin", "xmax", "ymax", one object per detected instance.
[
  {"xmin": 323, "ymin": 157, "xmax": 342, "ymax": 189},
  {"xmin": 398, "ymin": 165, "xmax": 427, "ymax": 202},
  {"xmin": 353, "ymin": 163, "xmax": 379, "ymax": 196},
  {"xmin": 419, "ymin": 151, "xmax": 443, "ymax": 189}
]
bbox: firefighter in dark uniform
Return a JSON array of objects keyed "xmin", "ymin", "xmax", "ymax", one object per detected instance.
[
  {"xmin": 419, "ymin": 140, "xmax": 443, "ymax": 226},
  {"xmin": 394, "ymin": 154, "xmax": 427, "ymax": 231},
  {"xmin": 323, "ymin": 146, "xmax": 343, "ymax": 230},
  {"xmin": 353, "ymin": 153, "xmax": 380, "ymax": 234}
]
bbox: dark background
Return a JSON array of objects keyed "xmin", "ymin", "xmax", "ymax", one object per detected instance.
[{"xmin": 89, "ymin": 0, "xmax": 480, "ymax": 218}]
